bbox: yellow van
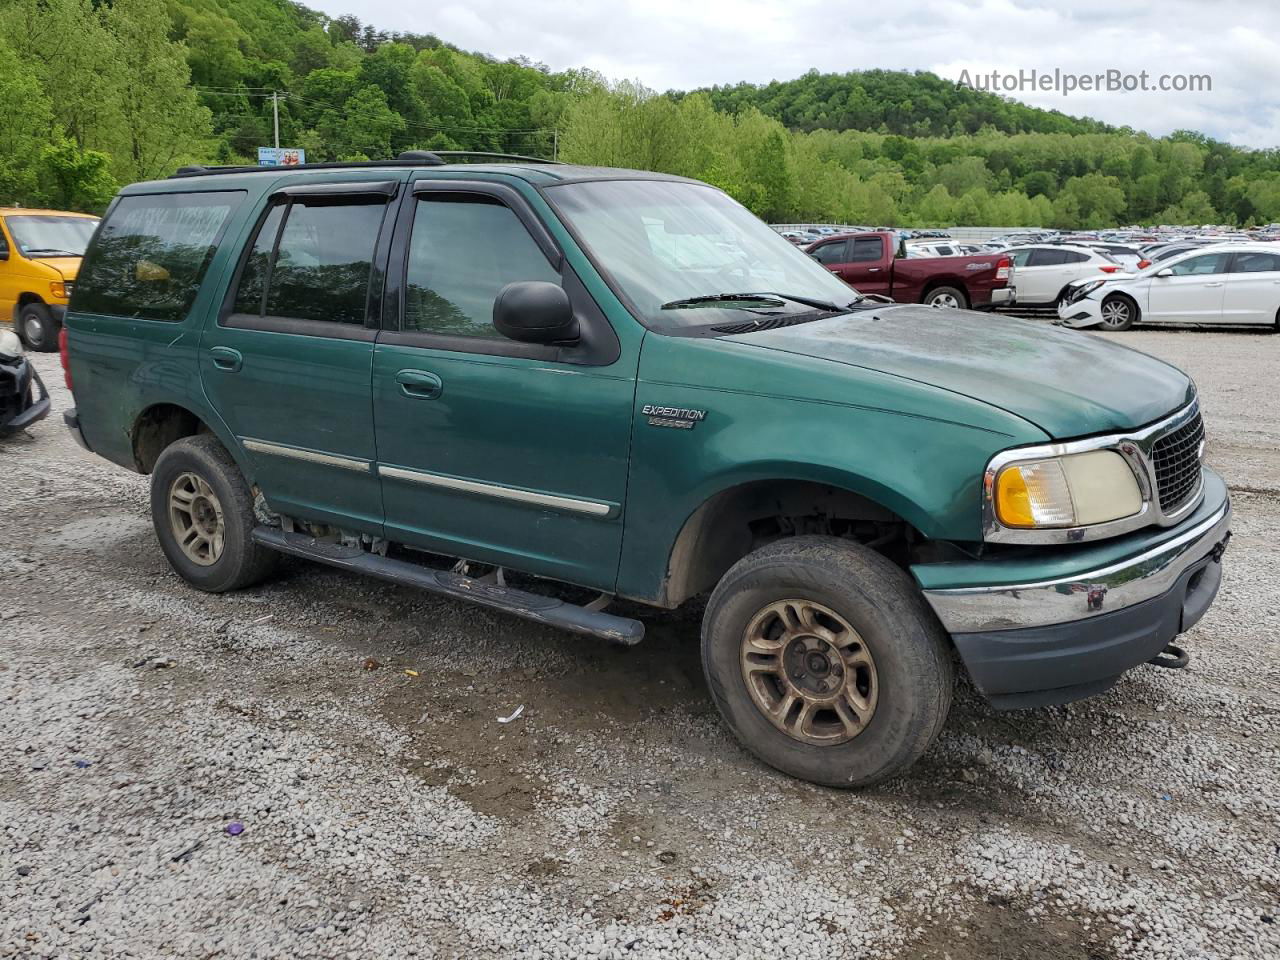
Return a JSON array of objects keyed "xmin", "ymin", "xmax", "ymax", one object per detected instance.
[{"xmin": 0, "ymin": 208, "xmax": 100, "ymax": 351}]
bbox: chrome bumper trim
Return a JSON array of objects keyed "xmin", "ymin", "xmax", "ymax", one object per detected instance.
[{"xmin": 924, "ymin": 496, "xmax": 1231, "ymax": 633}]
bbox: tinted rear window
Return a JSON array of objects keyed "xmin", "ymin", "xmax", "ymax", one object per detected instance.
[{"xmin": 73, "ymin": 192, "xmax": 243, "ymax": 322}]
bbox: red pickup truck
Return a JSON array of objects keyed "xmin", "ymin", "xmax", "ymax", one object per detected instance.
[{"xmin": 806, "ymin": 231, "xmax": 1014, "ymax": 309}]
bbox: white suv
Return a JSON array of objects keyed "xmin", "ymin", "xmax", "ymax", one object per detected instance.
[{"xmin": 1004, "ymin": 244, "xmax": 1127, "ymax": 306}]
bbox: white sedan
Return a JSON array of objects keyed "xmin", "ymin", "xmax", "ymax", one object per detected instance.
[
  {"xmin": 1057, "ymin": 243, "xmax": 1280, "ymax": 330},
  {"xmin": 1003, "ymin": 244, "xmax": 1128, "ymax": 305}
]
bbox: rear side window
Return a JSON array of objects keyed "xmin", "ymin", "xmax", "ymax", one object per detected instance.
[
  {"xmin": 1231, "ymin": 251, "xmax": 1280, "ymax": 273},
  {"xmin": 848, "ymin": 236, "xmax": 884, "ymax": 262},
  {"xmin": 233, "ymin": 199, "xmax": 386, "ymax": 325},
  {"xmin": 403, "ymin": 195, "xmax": 559, "ymax": 338},
  {"xmin": 1027, "ymin": 248, "xmax": 1070, "ymax": 267},
  {"xmin": 74, "ymin": 192, "xmax": 242, "ymax": 322}
]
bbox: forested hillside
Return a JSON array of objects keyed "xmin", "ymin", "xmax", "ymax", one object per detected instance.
[{"xmin": 4, "ymin": 0, "xmax": 1280, "ymax": 228}]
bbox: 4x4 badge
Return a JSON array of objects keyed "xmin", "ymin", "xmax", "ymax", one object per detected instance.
[{"xmin": 642, "ymin": 404, "xmax": 707, "ymax": 430}]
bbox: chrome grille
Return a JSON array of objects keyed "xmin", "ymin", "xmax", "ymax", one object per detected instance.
[{"xmin": 1151, "ymin": 410, "xmax": 1205, "ymax": 513}]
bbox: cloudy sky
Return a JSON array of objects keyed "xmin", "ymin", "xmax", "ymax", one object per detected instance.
[{"xmin": 338, "ymin": 0, "xmax": 1279, "ymax": 148}]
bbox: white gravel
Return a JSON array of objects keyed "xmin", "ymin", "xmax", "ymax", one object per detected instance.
[{"xmin": 1, "ymin": 330, "xmax": 1278, "ymax": 959}]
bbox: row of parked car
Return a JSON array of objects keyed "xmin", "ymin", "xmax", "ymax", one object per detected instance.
[{"xmin": 780, "ymin": 223, "xmax": 1280, "ymax": 329}]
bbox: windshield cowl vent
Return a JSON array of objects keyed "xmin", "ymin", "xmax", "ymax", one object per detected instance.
[{"xmin": 711, "ymin": 314, "xmax": 827, "ymax": 335}]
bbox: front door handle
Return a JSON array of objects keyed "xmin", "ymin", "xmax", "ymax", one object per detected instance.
[
  {"xmin": 867, "ymin": 267, "xmax": 881, "ymax": 272},
  {"xmin": 396, "ymin": 369, "xmax": 443, "ymax": 399},
  {"xmin": 209, "ymin": 346, "xmax": 243, "ymax": 372},
  {"xmin": 1204, "ymin": 281, "xmax": 1224, "ymax": 288}
]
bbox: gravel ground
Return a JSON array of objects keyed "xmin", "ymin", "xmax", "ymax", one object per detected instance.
[{"xmin": 1, "ymin": 328, "xmax": 1277, "ymax": 960}]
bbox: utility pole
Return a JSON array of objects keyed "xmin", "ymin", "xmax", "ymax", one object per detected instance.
[
  {"xmin": 553, "ymin": 129, "xmax": 558, "ymax": 162},
  {"xmin": 272, "ymin": 92, "xmax": 280, "ymax": 149}
]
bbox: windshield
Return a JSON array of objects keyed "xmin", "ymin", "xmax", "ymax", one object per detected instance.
[
  {"xmin": 548, "ymin": 179, "xmax": 860, "ymax": 327},
  {"xmin": 5, "ymin": 215, "xmax": 99, "ymax": 257}
]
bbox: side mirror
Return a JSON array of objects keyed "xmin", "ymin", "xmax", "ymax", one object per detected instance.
[
  {"xmin": 1155, "ymin": 267, "xmax": 1174, "ymax": 278},
  {"xmin": 493, "ymin": 281, "xmax": 578, "ymax": 345},
  {"xmin": 0, "ymin": 247, "xmax": 8, "ymax": 262}
]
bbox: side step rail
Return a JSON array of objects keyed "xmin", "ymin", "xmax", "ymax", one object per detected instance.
[{"xmin": 251, "ymin": 527, "xmax": 644, "ymax": 646}]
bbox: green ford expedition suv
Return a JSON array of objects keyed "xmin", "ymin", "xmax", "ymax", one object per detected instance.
[{"xmin": 62, "ymin": 154, "xmax": 1231, "ymax": 787}]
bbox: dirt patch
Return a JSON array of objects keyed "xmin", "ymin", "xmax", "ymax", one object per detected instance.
[{"xmin": 909, "ymin": 898, "xmax": 1121, "ymax": 960}]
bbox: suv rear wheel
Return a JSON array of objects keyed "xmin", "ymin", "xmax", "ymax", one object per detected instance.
[
  {"xmin": 701, "ymin": 536, "xmax": 953, "ymax": 787},
  {"xmin": 18, "ymin": 303, "xmax": 58, "ymax": 352},
  {"xmin": 150, "ymin": 435, "xmax": 278, "ymax": 592}
]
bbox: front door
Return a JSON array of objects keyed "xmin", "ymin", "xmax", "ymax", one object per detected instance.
[
  {"xmin": 372, "ymin": 180, "xmax": 635, "ymax": 591},
  {"xmin": 200, "ymin": 182, "xmax": 398, "ymax": 535},
  {"xmin": 1222, "ymin": 250, "xmax": 1280, "ymax": 324},
  {"xmin": 1146, "ymin": 250, "xmax": 1230, "ymax": 323}
]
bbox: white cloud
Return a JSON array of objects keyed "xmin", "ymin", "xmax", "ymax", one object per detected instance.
[{"xmin": 337, "ymin": 0, "xmax": 1280, "ymax": 147}]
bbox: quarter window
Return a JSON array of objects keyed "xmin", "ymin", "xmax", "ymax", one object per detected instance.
[
  {"xmin": 73, "ymin": 192, "xmax": 242, "ymax": 322},
  {"xmin": 403, "ymin": 195, "xmax": 559, "ymax": 338},
  {"xmin": 232, "ymin": 199, "xmax": 386, "ymax": 325}
]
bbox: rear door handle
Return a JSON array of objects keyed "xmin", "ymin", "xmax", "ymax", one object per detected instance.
[
  {"xmin": 1204, "ymin": 282, "xmax": 1224, "ymax": 287},
  {"xmin": 396, "ymin": 369, "xmax": 443, "ymax": 399},
  {"xmin": 209, "ymin": 346, "xmax": 242, "ymax": 372}
]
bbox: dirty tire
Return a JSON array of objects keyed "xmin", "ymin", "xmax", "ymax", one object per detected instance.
[
  {"xmin": 701, "ymin": 536, "xmax": 953, "ymax": 788},
  {"xmin": 150, "ymin": 435, "xmax": 278, "ymax": 592},
  {"xmin": 18, "ymin": 303, "xmax": 58, "ymax": 352},
  {"xmin": 924, "ymin": 285, "xmax": 967, "ymax": 309}
]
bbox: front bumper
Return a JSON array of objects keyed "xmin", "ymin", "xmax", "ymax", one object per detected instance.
[
  {"xmin": 1057, "ymin": 295, "xmax": 1103, "ymax": 328},
  {"xmin": 0, "ymin": 359, "xmax": 50, "ymax": 435},
  {"xmin": 917, "ymin": 469, "xmax": 1231, "ymax": 708}
]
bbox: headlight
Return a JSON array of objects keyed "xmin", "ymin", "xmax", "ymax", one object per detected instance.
[
  {"xmin": 993, "ymin": 450, "xmax": 1142, "ymax": 529},
  {"xmin": 1070, "ymin": 279, "xmax": 1106, "ymax": 302},
  {"xmin": 0, "ymin": 329, "xmax": 23, "ymax": 361}
]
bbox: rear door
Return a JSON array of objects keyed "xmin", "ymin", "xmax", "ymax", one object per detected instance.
[
  {"xmin": 1222, "ymin": 250, "xmax": 1280, "ymax": 324},
  {"xmin": 199, "ymin": 180, "xmax": 397, "ymax": 535},
  {"xmin": 1146, "ymin": 251, "xmax": 1231, "ymax": 323},
  {"xmin": 370, "ymin": 179, "xmax": 635, "ymax": 591}
]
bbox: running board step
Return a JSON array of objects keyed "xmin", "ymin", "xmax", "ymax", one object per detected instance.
[{"xmin": 251, "ymin": 527, "xmax": 644, "ymax": 646}]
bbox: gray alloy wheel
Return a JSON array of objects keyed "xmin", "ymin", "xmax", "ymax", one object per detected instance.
[
  {"xmin": 1099, "ymin": 295, "xmax": 1136, "ymax": 331},
  {"xmin": 167, "ymin": 471, "xmax": 226, "ymax": 566},
  {"xmin": 925, "ymin": 286, "xmax": 966, "ymax": 309}
]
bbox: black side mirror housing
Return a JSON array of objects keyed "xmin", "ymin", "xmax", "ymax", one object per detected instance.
[{"xmin": 493, "ymin": 281, "xmax": 578, "ymax": 344}]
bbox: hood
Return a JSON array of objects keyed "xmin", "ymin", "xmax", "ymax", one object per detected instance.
[
  {"xmin": 29, "ymin": 256, "xmax": 81, "ymax": 280},
  {"xmin": 723, "ymin": 305, "xmax": 1193, "ymax": 439}
]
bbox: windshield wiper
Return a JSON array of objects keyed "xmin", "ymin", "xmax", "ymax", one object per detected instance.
[
  {"xmin": 23, "ymin": 249, "xmax": 82, "ymax": 257},
  {"xmin": 661, "ymin": 291, "xmax": 847, "ymax": 312}
]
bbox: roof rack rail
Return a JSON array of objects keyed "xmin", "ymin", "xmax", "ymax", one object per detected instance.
[
  {"xmin": 428, "ymin": 151, "xmax": 563, "ymax": 165},
  {"xmin": 169, "ymin": 150, "xmax": 559, "ymax": 179}
]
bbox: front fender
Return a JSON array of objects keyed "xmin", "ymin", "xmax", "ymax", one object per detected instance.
[{"xmin": 615, "ymin": 381, "xmax": 1044, "ymax": 603}]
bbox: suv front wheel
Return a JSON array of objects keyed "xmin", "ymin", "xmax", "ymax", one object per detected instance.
[
  {"xmin": 701, "ymin": 536, "xmax": 953, "ymax": 787},
  {"xmin": 150, "ymin": 435, "xmax": 278, "ymax": 592}
]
